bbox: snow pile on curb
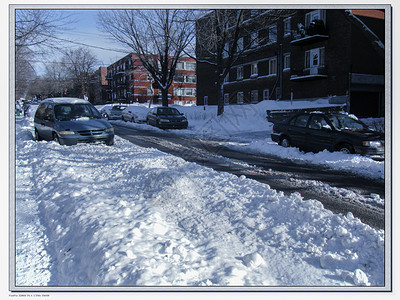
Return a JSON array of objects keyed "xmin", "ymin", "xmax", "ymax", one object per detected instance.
[{"xmin": 15, "ymin": 117, "xmax": 384, "ymax": 287}]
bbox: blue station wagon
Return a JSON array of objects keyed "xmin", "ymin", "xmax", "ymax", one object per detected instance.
[{"xmin": 34, "ymin": 98, "xmax": 114, "ymax": 146}]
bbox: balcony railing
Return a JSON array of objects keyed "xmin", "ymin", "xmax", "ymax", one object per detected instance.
[
  {"xmin": 291, "ymin": 20, "xmax": 328, "ymax": 46},
  {"xmin": 290, "ymin": 67, "xmax": 328, "ymax": 81}
]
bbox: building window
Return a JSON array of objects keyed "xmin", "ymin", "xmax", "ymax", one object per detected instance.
[
  {"xmin": 186, "ymin": 62, "xmax": 196, "ymax": 71},
  {"xmin": 174, "ymin": 74, "xmax": 185, "ymax": 83},
  {"xmin": 284, "ymin": 17, "xmax": 291, "ymax": 36},
  {"xmin": 237, "ymin": 66, "xmax": 243, "ymax": 80},
  {"xmin": 237, "ymin": 37, "xmax": 244, "ymax": 53},
  {"xmin": 283, "ymin": 53, "xmax": 291, "ymax": 70},
  {"xmin": 175, "ymin": 88, "xmax": 185, "ymax": 96},
  {"xmin": 251, "ymin": 62, "xmax": 258, "ymax": 77},
  {"xmin": 263, "ymin": 89, "xmax": 270, "ymax": 100},
  {"xmin": 224, "ymin": 93, "xmax": 230, "ymax": 104},
  {"xmin": 176, "ymin": 62, "xmax": 185, "ymax": 70},
  {"xmin": 305, "ymin": 10, "xmax": 326, "ymax": 28},
  {"xmin": 185, "ymin": 88, "xmax": 196, "ymax": 96},
  {"xmin": 251, "ymin": 90, "xmax": 258, "ymax": 103},
  {"xmin": 186, "ymin": 75, "xmax": 197, "ymax": 83},
  {"xmin": 237, "ymin": 92, "xmax": 244, "ymax": 104},
  {"xmin": 269, "ymin": 24, "xmax": 277, "ymax": 43},
  {"xmin": 223, "ymin": 73, "xmax": 229, "ymax": 83},
  {"xmin": 268, "ymin": 57, "xmax": 277, "ymax": 75},
  {"xmin": 250, "ymin": 32, "xmax": 258, "ymax": 48},
  {"xmin": 223, "ymin": 42, "xmax": 229, "ymax": 58},
  {"xmin": 305, "ymin": 47, "xmax": 325, "ymax": 69},
  {"xmin": 147, "ymin": 87, "xmax": 153, "ymax": 96}
]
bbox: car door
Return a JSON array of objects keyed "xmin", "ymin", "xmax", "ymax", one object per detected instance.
[
  {"xmin": 41, "ymin": 104, "xmax": 56, "ymax": 140},
  {"xmin": 286, "ymin": 114, "xmax": 310, "ymax": 148},
  {"xmin": 304, "ymin": 115, "xmax": 336, "ymax": 152},
  {"xmin": 147, "ymin": 108, "xmax": 156, "ymax": 125}
]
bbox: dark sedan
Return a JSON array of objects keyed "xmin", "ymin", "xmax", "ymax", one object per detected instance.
[
  {"xmin": 146, "ymin": 107, "xmax": 188, "ymax": 129},
  {"xmin": 270, "ymin": 112, "xmax": 384, "ymax": 160}
]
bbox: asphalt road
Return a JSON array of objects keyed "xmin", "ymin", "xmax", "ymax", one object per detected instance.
[{"xmin": 113, "ymin": 123, "xmax": 386, "ymax": 229}]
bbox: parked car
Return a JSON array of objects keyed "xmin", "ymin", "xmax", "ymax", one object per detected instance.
[
  {"xmin": 34, "ymin": 97, "xmax": 114, "ymax": 146},
  {"xmin": 107, "ymin": 105, "xmax": 128, "ymax": 120},
  {"xmin": 270, "ymin": 111, "xmax": 384, "ymax": 160},
  {"xmin": 122, "ymin": 106, "xmax": 149, "ymax": 123},
  {"xmin": 146, "ymin": 106, "xmax": 188, "ymax": 129}
]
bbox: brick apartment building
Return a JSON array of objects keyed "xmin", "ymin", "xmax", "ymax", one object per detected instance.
[
  {"xmin": 196, "ymin": 9, "xmax": 386, "ymax": 117},
  {"xmin": 88, "ymin": 66, "xmax": 108, "ymax": 104},
  {"xmin": 104, "ymin": 53, "xmax": 197, "ymax": 106}
]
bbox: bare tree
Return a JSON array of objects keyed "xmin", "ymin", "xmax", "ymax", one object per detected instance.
[
  {"xmin": 98, "ymin": 9, "xmax": 195, "ymax": 106},
  {"xmin": 196, "ymin": 9, "xmax": 295, "ymax": 115},
  {"xmin": 61, "ymin": 47, "xmax": 98, "ymax": 99},
  {"xmin": 15, "ymin": 9, "xmax": 72, "ymax": 98}
]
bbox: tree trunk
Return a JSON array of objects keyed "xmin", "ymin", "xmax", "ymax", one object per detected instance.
[
  {"xmin": 216, "ymin": 80, "xmax": 224, "ymax": 116},
  {"xmin": 161, "ymin": 88, "xmax": 169, "ymax": 107}
]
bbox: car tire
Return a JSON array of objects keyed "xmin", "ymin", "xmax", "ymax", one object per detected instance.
[
  {"xmin": 131, "ymin": 117, "xmax": 135, "ymax": 123},
  {"xmin": 280, "ymin": 137, "xmax": 291, "ymax": 148},
  {"xmin": 34, "ymin": 129, "xmax": 42, "ymax": 141},
  {"xmin": 338, "ymin": 143, "xmax": 354, "ymax": 154},
  {"xmin": 52, "ymin": 132, "xmax": 60, "ymax": 144}
]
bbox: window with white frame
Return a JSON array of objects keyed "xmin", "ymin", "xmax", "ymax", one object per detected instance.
[
  {"xmin": 186, "ymin": 75, "xmax": 196, "ymax": 83},
  {"xmin": 284, "ymin": 17, "xmax": 291, "ymax": 36},
  {"xmin": 268, "ymin": 57, "xmax": 277, "ymax": 75},
  {"xmin": 185, "ymin": 88, "xmax": 196, "ymax": 96},
  {"xmin": 237, "ymin": 37, "xmax": 244, "ymax": 53},
  {"xmin": 224, "ymin": 93, "xmax": 230, "ymax": 104},
  {"xmin": 237, "ymin": 66, "xmax": 243, "ymax": 79},
  {"xmin": 305, "ymin": 47, "xmax": 325, "ymax": 69},
  {"xmin": 174, "ymin": 74, "xmax": 185, "ymax": 83},
  {"xmin": 176, "ymin": 62, "xmax": 185, "ymax": 70},
  {"xmin": 269, "ymin": 24, "xmax": 277, "ymax": 43},
  {"xmin": 174, "ymin": 88, "xmax": 185, "ymax": 96},
  {"xmin": 223, "ymin": 42, "xmax": 229, "ymax": 58},
  {"xmin": 263, "ymin": 89, "xmax": 270, "ymax": 100},
  {"xmin": 251, "ymin": 62, "xmax": 258, "ymax": 77},
  {"xmin": 186, "ymin": 62, "xmax": 196, "ymax": 71},
  {"xmin": 251, "ymin": 90, "xmax": 258, "ymax": 103},
  {"xmin": 237, "ymin": 92, "xmax": 244, "ymax": 104},
  {"xmin": 305, "ymin": 10, "xmax": 326, "ymax": 28},
  {"xmin": 283, "ymin": 53, "xmax": 291, "ymax": 70},
  {"xmin": 250, "ymin": 32, "xmax": 258, "ymax": 48},
  {"xmin": 223, "ymin": 73, "xmax": 229, "ymax": 83}
]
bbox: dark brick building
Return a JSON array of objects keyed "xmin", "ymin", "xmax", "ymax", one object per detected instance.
[{"xmin": 196, "ymin": 9, "xmax": 386, "ymax": 117}]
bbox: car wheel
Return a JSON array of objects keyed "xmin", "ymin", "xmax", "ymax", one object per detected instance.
[
  {"xmin": 338, "ymin": 143, "xmax": 354, "ymax": 154},
  {"xmin": 131, "ymin": 117, "xmax": 135, "ymax": 123},
  {"xmin": 34, "ymin": 129, "xmax": 42, "ymax": 141},
  {"xmin": 280, "ymin": 137, "xmax": 291, "ymax": 148},
  {"xmin": 53, "ymin": 133, "xmax": 60, "ymax": 144}
]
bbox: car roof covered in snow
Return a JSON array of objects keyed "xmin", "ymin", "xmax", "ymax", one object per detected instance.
[{"xmin": 42, "ymin": 97, "xmax": 90, "ymax": 104}]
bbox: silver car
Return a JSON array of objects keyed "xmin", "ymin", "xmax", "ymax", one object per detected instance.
[{"xmin": 34, "ymin": 98, "xmax": 114, "ymax": 146}]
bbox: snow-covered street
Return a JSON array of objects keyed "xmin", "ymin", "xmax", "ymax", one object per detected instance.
[{"xmin": 13, "ymin": 101, "xmax": 388, "ymax": 289}]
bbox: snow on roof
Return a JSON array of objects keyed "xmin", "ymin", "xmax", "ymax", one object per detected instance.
[{"xmin": 43, "ymin": 97, "xmax": 89, "ymax": 104}]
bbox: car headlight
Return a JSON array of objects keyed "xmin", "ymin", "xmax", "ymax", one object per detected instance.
[
  {"xmin": 105, "ymin": 127, "xmax": 114, "ymax": 132},
  {"xmin": 159, "ymin": 119, "xmax": 170, "ymax": 123},
  {"xmin": 59, "ymin": 130, "xmax": 75, "ymax": 135},
  {"xmin": 362, "ymin": 140, "xmax": 381, "ymax": 147}
]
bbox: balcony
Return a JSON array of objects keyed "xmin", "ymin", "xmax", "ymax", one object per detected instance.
[
  {"xmin": 291, "ymin": 20, "xmax": 328, "ymax": 46},
  {"xmin": 290, "ymin": 67, "xmax": 328, "ymax": 81}
]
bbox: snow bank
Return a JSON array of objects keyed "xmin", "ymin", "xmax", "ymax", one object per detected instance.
[
  {"xmin": 107, "ymin": 100, "xmax": 385, "ymax": 181},
  {"xmin": 15, "ymin": 115, "xmax": 385, "ymax": 287}
]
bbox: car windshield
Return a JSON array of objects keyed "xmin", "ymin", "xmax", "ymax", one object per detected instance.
[
  {"xmin": 112, "ymin": 106, "xmax": 127, "ymax": 111},
  {"xmin": 158, "ymin": 108, "xmax": 180, "ymax": 115},
  {"xmin": 328, "ymin": 114, "xmax": 367, "ymax": 131},
  {"xmin": 54, "ymin": 104, "xmax": 102, "ymax": 121}
]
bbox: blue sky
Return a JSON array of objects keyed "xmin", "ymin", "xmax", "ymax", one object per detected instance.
[{"xmin": 38, "ymin": 9, "xmax": 131, "ymax": 73}]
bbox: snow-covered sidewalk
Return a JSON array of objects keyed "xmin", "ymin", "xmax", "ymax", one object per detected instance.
[{"xmin": 15, "ymin": 115, "xmax": 385, "ymax": 287}]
